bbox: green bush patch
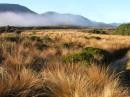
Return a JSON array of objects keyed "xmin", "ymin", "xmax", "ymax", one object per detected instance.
[
  {"xmin": 63, "ymin": 47, "xmax": 109, "ymax": 64},
  {"xmin": 113, "ymin": 23, "xmax": 130, "ymax": 35}
]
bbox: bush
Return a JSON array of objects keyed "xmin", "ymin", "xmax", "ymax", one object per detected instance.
[
  {"xmin": 113, "ymin": 23, "xmax": 130, "ymax": 35},
  {"xmin": 88, "ymin": 29, "xmax": 106, "ymax": 34},
  {"xmin": 63, "ymin": 47, "xmax": 109, "ymax": 64}
]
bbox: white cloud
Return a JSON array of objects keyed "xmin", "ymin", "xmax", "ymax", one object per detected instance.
[{"xmin": 0, "ymin": 12, "xmax": 51, "ymax": 26}]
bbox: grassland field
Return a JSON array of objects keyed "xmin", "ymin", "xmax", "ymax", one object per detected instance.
[{"xmin": 0, "ymin": 28, "xmax": 130, "ymax": 97}]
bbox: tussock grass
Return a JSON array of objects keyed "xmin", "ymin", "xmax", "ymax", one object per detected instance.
[
  {"xmin": 0, "ymin": 68, "xmax": 42, "ymax": 97},
  {"xmin": 0, "ymin": 29, "xmax": 130, "ymax": 97},
  {"xmin": 41, "ymin": 64, "xmax": 129, "ymax": 97}
]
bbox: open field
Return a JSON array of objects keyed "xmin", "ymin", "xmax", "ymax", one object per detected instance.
[
  {"xmin": 0, "ymin": 29, "xmax": 130, "ymax": 97},
  {"xmin": 22, "ymin": 29, "xmax": 130, "ymax": 50}
]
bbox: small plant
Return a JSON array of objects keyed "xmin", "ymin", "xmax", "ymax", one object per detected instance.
[
  {"xmin": 63, "ymin": 47, "xmax": 108, "ymax": 64},
  {"xmin": 88, "ymin": 29, "xmax": 106, "ymax": 34}
]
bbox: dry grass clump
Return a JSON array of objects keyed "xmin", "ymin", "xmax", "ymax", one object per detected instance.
[
  {"xmin": 0, "ymin": 41, "xmax": 47, "ymax": 72},
  {"xmin": 0, "ymin": 61, "xmax": 129, "ymax": 97},
  {"xmin": 22, "ymin": 29, "xmax": 130, "ymax": 51},
  {"xmin": 0, "ymin": 67, "xmax": 43, "ymax": 97},
  {"xmin": 41, "ymin": 64, "xmax": 129, "ymax": 97}
]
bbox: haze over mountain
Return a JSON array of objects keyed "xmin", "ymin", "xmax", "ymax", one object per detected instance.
[{"xmin": 0, "ymin": 4, "xmax": 118, "ymax": 28}]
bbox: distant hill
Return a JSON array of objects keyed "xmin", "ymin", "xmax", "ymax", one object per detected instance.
[
  {"xmin": 0, "ymin": 4, "xmax": 118, "ymax": 28},
  {"xmin": 0, "ymin": 4, "xmax": 36, "ymax": 14},
  {"xmin": 41, "ymin": 12, "xmax": 116, "ymax": 28},
  {"xmin": 42, "ymin": 12, "xmax": 93, "ymax": 27}
]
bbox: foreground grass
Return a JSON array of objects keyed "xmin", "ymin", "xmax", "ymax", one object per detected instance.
[
  {"xmin": 0, "ymin": 29, "xmax": 130, "ymax": 97},
  {"xmin": 0, "ymin": 59, "xmax": 129, "ymax": 97}
]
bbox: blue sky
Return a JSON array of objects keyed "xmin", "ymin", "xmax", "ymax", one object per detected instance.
[{"xmin": 0, "ymin": 0, "xmax": 130, "ymax": 23}]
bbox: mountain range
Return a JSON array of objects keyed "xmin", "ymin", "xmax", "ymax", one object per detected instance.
[{"xmin": 0, "ymin": 4, "xmax": 119, "ymax": 28}]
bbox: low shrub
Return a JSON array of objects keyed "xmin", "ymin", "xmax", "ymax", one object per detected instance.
[
  {"xmin": 88, "ymin": 29, "xmax": 106, "ymax": 34},
  {"xmin": 113, "ymin": 23, "xmax": 130, "ymax": 35},
  {"xmin": 63, "ymin": 47, "xmax": 108, "ymax": 64}
]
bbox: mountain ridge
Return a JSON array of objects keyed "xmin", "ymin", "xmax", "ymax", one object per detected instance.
[
  {"xmin": 0, "ymin": 3, "xmax": 36, "ymax": 14},
  {"xmin": 0, "ymin": 3, "xmax": 118, "ymax": 28}
]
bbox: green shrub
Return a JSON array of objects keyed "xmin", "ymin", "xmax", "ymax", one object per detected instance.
[
  {"xmin": 113, "ymin": 24, "xmax": 130, "ymax": 35},
  {"xmin": 88, "ymin": 29, "xmax": 106, "ymax": 34},
  {"xmin": 63, "ymin": 47, "xmax": 108, "ymax": 64}
]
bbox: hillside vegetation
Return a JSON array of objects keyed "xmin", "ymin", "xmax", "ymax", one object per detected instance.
[{"xmin": 114, "ymin": 23, "xmax": 130, "ymax": 35}]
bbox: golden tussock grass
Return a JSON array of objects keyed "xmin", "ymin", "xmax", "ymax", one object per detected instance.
[
  {"xmin": 41, "ymin": 64, "xmax": 129, "ymax": 97},
  {"xmin": 0, "ymin": 67, "xmax": 43, "ymax": 97},
  {"xmin": 22, "ymin": 29, "xmax": 130, "ymax": 52},
  {"xmin": 0, "ymin": 29, "xmax": 130, "ymax": 97}
]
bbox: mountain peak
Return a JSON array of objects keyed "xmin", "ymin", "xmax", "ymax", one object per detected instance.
[
  {"xmin": 0, "ymin": 3, "xmax": 36, "ymax": 14},
  {"xmin": 0, "ymin": 3, "xmax": 118, "ymax": 28}
]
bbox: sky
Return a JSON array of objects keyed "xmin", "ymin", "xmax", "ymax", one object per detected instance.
[{"xmin": 0, "ymin": 0, "xmax": 130, "ymax": 23}]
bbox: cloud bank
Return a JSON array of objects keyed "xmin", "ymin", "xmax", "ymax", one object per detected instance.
[
  {"xmin": 0, "ymin": 12, "xmax": 83, "ymax": 27},
  {"xmin": 0, "ymin": 12, "xmax": 115, "ymax": 28},
  {"xmin": 0, "ymin": 12, "xmax": 53, "ymax": 26}
]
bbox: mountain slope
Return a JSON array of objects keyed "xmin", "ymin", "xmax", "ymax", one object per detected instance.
[
  {"xmin": 0, "ymin": 4, "xmax": 117, "ymax": 28},
  {"xmin": 0, "ymin": 4, "xmax": 36, "ymax": 14},
  {"xmin": 41, "ymin": 12, "xmax": 115, "ymax": 28},
  {"xmin": 42, "ymin": 12, "xmax": 93, "ymax": 26}
]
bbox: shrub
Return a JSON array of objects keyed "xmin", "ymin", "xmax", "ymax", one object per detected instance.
[
  {"xmin": 113, "ymin": 23, "xmax": 130, "ymax": 35},
  {"xmin": 88, "ymin": 29, "xmax": 106, "ymax": 34},
  {"xmin": 63, "ymin": 47, "xmax": 109, "ymax": 64}
]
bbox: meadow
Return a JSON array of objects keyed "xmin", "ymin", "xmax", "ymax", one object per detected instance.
[{"xmin": 0, "ymin": 28, "xmax": 130, "ymax": 97}]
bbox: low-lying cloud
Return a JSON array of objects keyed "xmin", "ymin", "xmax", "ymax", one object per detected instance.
[
  {"xmin": 0, "ymin": 12, "xmax": 54, "ymax": 26},
  {"xmin": 0, "ymin": 12, "xmax": 91, "ymax": 27}
]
